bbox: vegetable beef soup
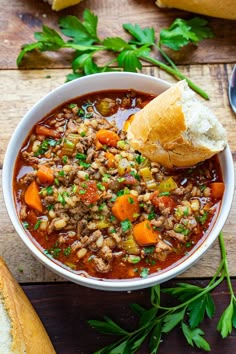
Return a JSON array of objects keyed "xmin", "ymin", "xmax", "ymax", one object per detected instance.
[{"xmin": 14, "ymin": 90, "xmax": 224, "ymax": 280}]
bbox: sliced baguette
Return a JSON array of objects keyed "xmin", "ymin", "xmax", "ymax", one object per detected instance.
[
  {"xmin": 156, "ymin": 0, "xmax": 236, "ymax": 20},
  {"xmin": 0, "ymin": 257, "xmax": 55, "ymax": 354},
  {"xmin": 127, "ymin": 80, "xmax": 227, "ymax": 168}
]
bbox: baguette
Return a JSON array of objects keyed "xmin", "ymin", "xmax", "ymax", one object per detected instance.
[
  {"xmin": 127, "ymin": 80, "xmax": 227, "ymax": 168},
  {"xmin": 156, "ymin": 0, "xmax": 236, "ymax": 20},
  {"xmin": 0, "ymin": 257, "xmax": 56, "ymax": 354},
  {"xmin": 46, "ymin": 0, "xmax": 83, "ymax": 11}
]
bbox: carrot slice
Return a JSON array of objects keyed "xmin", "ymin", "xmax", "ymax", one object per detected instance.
[
  {"xmin": 133, "ymin": 220, "xmax": 159, "ymax": 246},
  {"xmin": 112, "ymin": 194, "xmax": 140, "ymax": 221},
  {"xmin": 35, "ymin": 125, "xmax": 61, "ymax": 138},
  {"xmin": 96, "ymin": 130, "xmax": 119, "ymax": 147},
  {"xmin": 209, "ymin": 182, "xmax": 225, "ymax": 199},
  {"xmin": 37, "ymin": 165, "xmax": 54, "ymax": 185},
  {"xmin": 24, "ymin": 181, "xmax": 43, "ymax": 212}
]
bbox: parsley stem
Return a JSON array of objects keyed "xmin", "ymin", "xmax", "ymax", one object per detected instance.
[
  {"xmin": 219, "ymin": 232, "xmax": 235, "ymax": 299},
  {"xmin": 141, "ymin": 54, "xmax": 209, "ymax": 100}
]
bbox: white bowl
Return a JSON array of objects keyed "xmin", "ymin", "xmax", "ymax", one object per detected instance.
[{"xmin": 2, "ymin": 72, "xmax": 234, "ymax": 291}]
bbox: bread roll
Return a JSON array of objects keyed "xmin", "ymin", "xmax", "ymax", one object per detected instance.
[
  {"xmin": 46, "ymin": 0, "xmax": 83, "ymax": 11},
  {"xmin": 0, "ymin": 257, "xmax": 56, "ymax": 354},
  {"xmin": 127, "ymin": 80, "xmax": 227, "ymax": 168},
  {"xmin": 156, "ymin": 0, "xmax": 236, "ymax": 20}
]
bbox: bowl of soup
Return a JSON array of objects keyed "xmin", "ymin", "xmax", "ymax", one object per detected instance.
[{"xmin": 2, "ymin": 72, "xmax": 234, "ymax": 291}]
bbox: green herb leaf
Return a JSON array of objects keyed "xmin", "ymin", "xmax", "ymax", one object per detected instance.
[
  {"xmin": 123, "ymin": 23, "xmax": 155, "ymax": 46},
  {"xmin": 149, "ymin": 321, "xmax": 162, "ymax": 354},
  {"xmin": 88, "ymin": 316, "xmax": 128, "ymax": 336},
  {"xmin": 159, "ymin": 17, "xmax": 214, "ymax": 51},
  {"xmin": 182, "ymin": 322, "xmax": 211, "ymax": 351},
  {"xmin": 121, "ymin": 219, "xmax": 132, "ymax": 232},
  {"xmin": 217, "ymin": 301, "xmax": 234, "ymax": 338},
  {"xmin": 103, "ymin": 37, "xmax": 131, "ymax": 51},
  {"xmin": 59, "ymin": 11, "xmax": 98, "ymax": 45},
  {"xmin": 150, "ymin": 285, "xmax": 161, "ymax": 307},
  {"xmin": 162, "ymin": 308, "xmax": 185, "ymax": 333}
]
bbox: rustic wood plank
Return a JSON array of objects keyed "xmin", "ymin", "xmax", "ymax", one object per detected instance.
[
  {"xmin": 0, "ymin": 64, "xmax": 235, "ymax": 282},
  {"xmin": 0, "ymin": 0, "xmax": 236, "ymax": 69},
  {"xmin": 22, "ymin": 280, "xmax": 236, "ymax": 353}
]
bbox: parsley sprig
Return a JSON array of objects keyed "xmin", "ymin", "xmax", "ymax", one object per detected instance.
[
  {"xmin": 89, "ymin": 232, "xmax": 236, "ymax": 353},
  {"xmin": 17, "ymin": 9, "xmax": 213, "ymax": 99}
]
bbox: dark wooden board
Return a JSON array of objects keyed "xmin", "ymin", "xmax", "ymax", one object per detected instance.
[
  {"xmin": 22, "ymin": 279, "xmax": 236, "ymax": 354},
  {"xmin": 0, "ymin": 0, "xmax": 236, "ymax": 69}
]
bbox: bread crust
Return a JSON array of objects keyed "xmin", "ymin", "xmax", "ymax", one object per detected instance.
[
  {"xmin": 156, "ymin": 0, "xmax": 236, "ymax": 20},
  {"xmin": 127, "ymin": 83, "xmax": 225, "ymax": 168},
  {"xmin": 0, "ymin": 257, "xmax": 56, "ymax": 354}
]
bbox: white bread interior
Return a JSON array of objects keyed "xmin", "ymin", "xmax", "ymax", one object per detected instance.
[
  {"xmin": 127, "ymin": 80, "xmax": 227, "ymax": 168},
  {"xmin": 0, "ymin": 257, "xmax": 56, "ymax": 354}
]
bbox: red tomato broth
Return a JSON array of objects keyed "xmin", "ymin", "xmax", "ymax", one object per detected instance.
[{"xmin": 13, "ymin": 89, "xmax": 224, "ymax": 280}]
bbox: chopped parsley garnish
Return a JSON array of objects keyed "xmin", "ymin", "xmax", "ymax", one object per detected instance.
[
  {"xmin": 68, "ymin": 103, "xmax": 77, "ymax": 109},
  {"xmin": 34, "ymin": 220, "xmax": 41, "ymax": 230},
  {"xmin": 62, "ymin": 156, "xmax": 68, "ymax": 164},
  {"xmin": 135, "ymin": 154, "xmax": 146, "ymax": 164},
  {"xmin": 58, "ymin": 193, "xmax": 66, "ymax": 205},
  {"xmin": 46, "ymin": 186, "xmax": 53, "ymax": 195},
  {"xmin": 22, "ymin": 221, "xmax": 29, "ymax": 229},
  {"xmin": 121, "ymin": 219, "xmax": 132, "ymax": 232},
  {"xmin": 79, "ymin": 161, "xmax": 91, "ymax": 168},
  {"xmin": 197, "ymin": 211, "xmax": 208, "ymax": 225},
  {"xmin": 148, "ymin": 211, "xmax": 155, "ymax": 220},
  {"xmin": 183, "ymin": 207, "xmax": 189, "ymax": 216},
  {"xmin": 117, "ymin": 187, "xmax": 130, "ymax": 196},
  {"xmin": 54, "ymin": 177, "xmax": 60, "ymax": 186},
  {"xmin": 76, "ymin": 153, "xmax": 87, "ymax": 160},
  {"xmin": 102, "ymin": 174, "xmax": 111, "ymax": 182},
  {"xmin": 159, "ymin": 191, "xmax": 170, "ymax": 196},
  {"xmin": 174, "ymin": 224, "xmax": 190, "ymax": 236},
  {"xmin": 63, "ymin": 246, "xmax": 71, "ymax": 256},
  {"xmin": 45, "ymin": 244, "xmax": 61, "ymax": 258},
  {"xmin": 47, "ymin": 204, "xmax": 54, "ymax": 211},
  {"xmin": 58, "ymin": 170, "xmax": 65, "ymax": 176},
  {"xmin": 130, "ymin": 170, "xmax": 140, "ymax": 180},
  {"xmin": 117, "ymin": 177, "xmax": 126, "ymax": 183},
  {"xmin": 79, "ymin": 189, "xmax": 86, "ymax": 194},
  {"xmin": 128, "ymin": 196, "xmax": 134, "ymax": 204},
  {"xmin": 140, "ymin": 267, "xmax": 149, "ymax": 278},
  {"xmin": 98, "ymin": 203, "xmax": 106, "ymax": 211},
  {"xmin": 200, "ymin": 184, "xmax": 207, "ymax": 192},
  {"xmin": 97, "ymin": 182, "xmax": 105, "ymax": 191},
  {"xmin": 143, "ymin": 246, "xmax": 155, "ymax": 255}
]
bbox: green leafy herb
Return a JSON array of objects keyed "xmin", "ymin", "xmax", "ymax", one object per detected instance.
[
  {"xmin": 22, "ymin": 221, "xmax": 29, "ymax": 229},
  {"xmin": 17, "ymin": 9, "xmax": 213, "ymax": 99},
  {"xmin": 89, "ymin": 232, "xmax": 236, "ymax": 353},
  {"xmin": 34, "ymin": 219, "xmax": 42, "ymax": 230},
  {"xmin": 63, "ymin": 246, "xmax": 71, "ymax": 257},
  {"xmin": 121, "ymin": 219, "xmax": 132, "ymax": 232}
]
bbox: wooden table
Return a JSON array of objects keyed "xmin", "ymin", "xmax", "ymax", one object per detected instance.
[{"xmin": 0, "ymin": 0, "xmax": 236, "ymax": 352}]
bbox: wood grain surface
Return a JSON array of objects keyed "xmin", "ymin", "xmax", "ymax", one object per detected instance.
[
  {"xmin": 22, "ymin": 279, "xmax": 236, "ymax": 353},
  {"xmin": 0, "ymin": 0, "xmax": 235, "ymax": 69},
  {"xmin": 1, "ymin": 65, "xmax": 236, "ymax": 282},
  {"xmin": 1, "ymin": 1, "xmax": 236, "ymax": 353}
]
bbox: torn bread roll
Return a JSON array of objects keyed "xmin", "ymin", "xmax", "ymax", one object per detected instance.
[
  {"xmin": 0, "ymin": 257, "xmax": 56, "ymax": 354},
  {"xmin": 127, "ymin": 80, "xmax": 227, "ymax": 168},
  {"xmin": 155, "ymin": 0, "xmax": 236, "ymax": 20}
]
